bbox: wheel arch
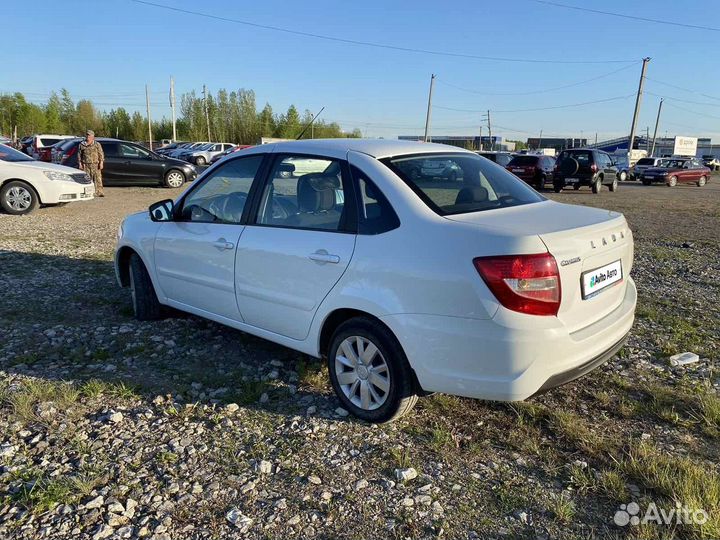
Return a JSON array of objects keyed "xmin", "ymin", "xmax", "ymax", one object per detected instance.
[
  {"xmin": 318, "ymin": 308, "xmax": 426, "ymax": 394},
  {"xmin": 115, "ymin": 245, "xmax": 137, "ymax": 287},
  {"xmin": 1, "ymin": 178, "xmax": 43, "ymax": 204}
]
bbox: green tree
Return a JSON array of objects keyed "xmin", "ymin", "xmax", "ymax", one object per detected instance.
[{"xmin": 44, "ymin": 92, "xmax": 64, "ymax": 133}]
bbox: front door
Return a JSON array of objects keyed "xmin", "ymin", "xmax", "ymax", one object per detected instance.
[
  {"xmin": 235, "ymin": 154, "xmax": 356, "ymax": 340},
  {"xmin": 153, "ymin": 154, "xmax": 265, "ymax": 320},
  {"xmin": 118, "ymin": 142, "xmax": 159, "ymax": 183}
]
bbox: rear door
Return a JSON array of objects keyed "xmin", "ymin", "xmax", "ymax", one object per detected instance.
[
  {"xmin": 234, "ymin": 153, "xmax": 356, "ymax": 340},
  {"xmin": 100, "ymin": 142, "xmax": 122, "ymax": 182}
]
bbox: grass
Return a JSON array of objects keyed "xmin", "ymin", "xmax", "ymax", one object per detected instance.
[
  {"xmin": 296, "ymin": 359, "xmax": 328, "ymax": 391},
  {"xmin": 3, "ymin": 379, "xmax": 80, "ymax": 424}
]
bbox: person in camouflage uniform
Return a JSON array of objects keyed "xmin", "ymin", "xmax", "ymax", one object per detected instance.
[{"xmin": 78, "ymin": 130, "xmax": 105, "ymax": 197}]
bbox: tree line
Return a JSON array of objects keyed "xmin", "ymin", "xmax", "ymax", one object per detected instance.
[{"xmin": 0, "ymin": 88, "xmax": 362, "ymax": 143}]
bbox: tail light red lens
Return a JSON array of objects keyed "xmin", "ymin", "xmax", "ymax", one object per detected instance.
[
  {"xmin": 590, "ymin": 164, "xmax": 598, "ymax": 173},
  {"xmin": 473, "ymin": 253, "xmax": 561, "ymax": 316}
]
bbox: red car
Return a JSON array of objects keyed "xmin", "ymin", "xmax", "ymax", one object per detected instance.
[
  {"xmin": 640, "ymin": 157, "xmax": 711, "ymax": 187},
  {"xmin": 506, "ymin": 154, "xmax": 556, "ymax": 190}
]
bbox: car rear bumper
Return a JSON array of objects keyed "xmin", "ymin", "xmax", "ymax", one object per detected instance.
[{"xmin": 381, "ymin": 276, "xmax": 636, "ymax": 401}]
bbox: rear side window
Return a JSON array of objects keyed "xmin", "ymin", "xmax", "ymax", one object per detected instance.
[
  {"xmin": 39, "ymin": 138, "xmax": 61, "ymax": 147},
  {"xmin": 101, "ymin": 142, "xmax": 120, "ymax": 156},
  {"xmin": 350, "ymin": 165, "xmax": 399, "ymax": 235},
  {"xmin": 383, "ymin": 153, "xmax": 544, "ymax": 216},
  {"xmin": 636, "ymin": 158, "xmax": 655, "ymax": 165}
]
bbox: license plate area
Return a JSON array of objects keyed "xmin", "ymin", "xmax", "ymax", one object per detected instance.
[
  {"xmin": 565, "ymin": 177, "xmax": 579, "ymax": 183},
  {"xmin": 581, "ymin": 260, "xmax": 623, "ymax": 299}
]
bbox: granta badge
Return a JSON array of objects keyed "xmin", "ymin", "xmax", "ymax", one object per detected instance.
[{"xmin": 560, "ymin": 257, "xmax": 581, "ymax": 267}]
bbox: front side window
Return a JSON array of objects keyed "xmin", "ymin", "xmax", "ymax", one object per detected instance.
[
  {"xmin": 383, "ymin": 153, "xmax": 544, "ymax": 216},
  {"xmin": 181, "ymin": 156, "xmax": 264, "ymax": 224},
  {"xmin": 255, "ymin": 155, "xmax": 347, "ymax": 231},
  {"xmin": 0, "ymin": 145, "xmax": 33, "ymax": 162}
]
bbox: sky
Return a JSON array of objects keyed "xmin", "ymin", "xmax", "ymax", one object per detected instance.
[{"xmin": 3, "ymin": 0, "xmax": 720, "ymax": 141}]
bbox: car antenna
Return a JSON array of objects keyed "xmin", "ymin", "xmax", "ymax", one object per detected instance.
[{"xmin": 296, "ymin": 107, "xmax": 325, "ymax": 140}]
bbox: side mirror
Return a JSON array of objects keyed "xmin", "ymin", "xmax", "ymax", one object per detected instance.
[{"xmin": 149, "ymin": 199, "xmax": 174, "ymax": 222}]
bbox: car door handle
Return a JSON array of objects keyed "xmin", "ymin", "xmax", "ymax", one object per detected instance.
[
  {"xmin": 309, "ymin": 251, "xmax": 340, "ymax": 264},
  {"xmin": 212, "ymin": 238, "xmax": 235, "ymax": 250}
]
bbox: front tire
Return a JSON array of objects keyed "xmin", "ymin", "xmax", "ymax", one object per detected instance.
[
  {"xmin": 667, "ymin": 176, "xmax": 678, "ymax": 187},
  {"xmin": 194, "ymin": 156, "xmax": 206, "ymax": 166},
  {"xmin": 697, "ymin": 176, "xmax": 707, "ymax": 187},
  {"xmin": 327, "ymin": 317, "xmax": 417, "ymax": 423},
  {"xmin": 128, "ymin": 253, "xmax": 163, "ymax": 321},
  {"xmin": 642, "ymin": 178, "xmax": 651, "ymax": 186},
  {"xmin": 1, "ymin": 181, "xmax": 38, "ymax": 215},
  {"xmin": 618, "ymin": 171, "xmax": 627, "ymax": 181},
  {"xmin": 164, "ymin": 170, "xmax": 185, "ymax": 188}
]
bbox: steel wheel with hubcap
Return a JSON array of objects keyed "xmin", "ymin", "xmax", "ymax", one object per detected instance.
[
  {"xmin": 667, "ymin": 175, "xmax": 678, "ymax": 187},
  {"xmin": 164, "ymin": 170, "xmax": 185, "ymax": 188},
  {"xmin": 697, "ymin": 176, "xmax": 706, "ymax": 187},
  {"xmin": 0, "ymin": 181, "xmax": 38, "ymax": 215},
  {"xmin": 328, "ymin": 317, "xmax": 417, "ymax": 423},
  {"xmin": 609, "ymin": 178, "xmax": 618, "ymax": 192}
]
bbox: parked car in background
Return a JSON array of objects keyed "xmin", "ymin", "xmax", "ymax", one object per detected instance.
[
  {"xmin": 187, "ymin": 143, "xmax": 236, "ymax": 166},
  {"xmin": 19, "ymin": 136, "xmax": 34, "ymax": 155},
  {"xmin": 477, "ymin": 151, "xmax": 514, "ymax": 167},
  {"xmin": 630, "ymin": 157, "xmax": 664, "ymax": 180},
  {"xmin": 28, "ymin": 134, "xmax": 74, "ymax": 160},
  {"xmin": 169, "ymin": 142, "xmax": 209, "ymax": 159},
  {"xmin": 0, "ymin": 144, "xmax": 93, "ymax": 214},
  {"xmin": 506, "ymin": 154, "xmax": 556, "ymax": 189},
  {"xmin": 701, "ymin": 155, "xmax": 719, "ymax": 171},
  {"xmin": 115, "ymin": 139, "xmax": 636, "ymax": 422},
  {"xmin": 51, "ymin": 138, "xmax": 82, "ymax": 165},
  {"xmin": 155, "ymin": 142, "xmax": 188, "ymax": 156},
  {"xmin": 209, "ymin": 145, "xmax": 254, "ymax": 164},
  {"xmin": 640, "ymin": 158, "xmax": 711, "ymax": 187},
  {"xmin": 612, "ymin": 156, "xmax": 630, "ymax": 181},
  {"xmin": 553, "ymin": 149, "xmax": 620, "ymax": 193},
  {"xmin": 60, "ymin": 138, "xmax": 198, "ymax": 188}
]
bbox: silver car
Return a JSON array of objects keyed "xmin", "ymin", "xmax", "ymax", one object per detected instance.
[{"xmin": 187, "ymin": 143, "xmax": 235, "ymax": 166}]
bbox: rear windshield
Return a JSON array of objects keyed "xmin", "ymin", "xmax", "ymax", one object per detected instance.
[
  {"xmin": 0, "ymin": 144, "xmax": 34, "ymax": 162},
  {"xmin": 558, "ymin": 150, "xmax": 591, "ymax": 165},
  {"xmin": 636, "ymin": 158, "xmax": 655, "ymax": 165},
  {"xmin": 39, "ymin": 138, "xmax": 62, "ymax": 147},
  {"xmin": 58, "ymin": 138, "xmax": 79, "ymax": 150},
  {"xmin": 382, "ymin": 153, "xmax": 545, "ymax": 216},
  {"xmin": 507, "ymin": 156, "xmax": 539, "ymax": 166}
]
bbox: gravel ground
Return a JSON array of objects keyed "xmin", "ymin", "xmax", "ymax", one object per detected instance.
[{"xmin": 1, "ymin": 178, "xmax": 718, "ymax": 540}]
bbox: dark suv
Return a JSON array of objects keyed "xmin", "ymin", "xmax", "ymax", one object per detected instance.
[
  {"xmin": 58, "ymin": 138, "xmax": 198, "ymax": 188},
  {"xmin": 506, "ymin": 154, "xmax": 556, "ymax": 190},
  {"xmin": 553, "ymin": 149, "xmax": 620, "ymax": 194}
]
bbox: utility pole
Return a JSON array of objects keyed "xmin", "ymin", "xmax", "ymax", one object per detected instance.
[
  {"xmin": 203, "ymin": 84, "xmax": 211, "ymax": 141},
  {"xmin": 170, "ymin": 76, "xmax": 177, "ymax": 142},
  {"xmin": 486, "ymin": 110, "xmax": 493, "ymax": 151},
  {"xmin": 646, "ymin": 126, "xmax": 650, "ymax": 152},
  {"xmin": 650, "ymin": 98, "xmax": 663, "ymax": 157},
  {"xmin": 423, "ymin": 74, "xmax": 435, "ymax": 143},
  {"xmin": 538, "ymin": 129, "xmax": 543, "ymax": 150},
  {"xmin": 595, "ymin": 132, "xmax": 598, "ymax": 146},
  {"xmin": 145, "ymin": 84, "xmax": 153, "ymax": 149},
  {"xmin": 479, "ymin": 125, "xmax": 483, "ymax": 151},
  {"xmin": 628, "ymin": 57, "xmax": 651, "ymax": 161}
]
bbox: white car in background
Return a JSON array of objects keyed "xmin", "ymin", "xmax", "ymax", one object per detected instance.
[
  {"xmin": 0, "ymin": 144, "xmax": 94, "ymax": 215},
  {"xmin": 115, "ymin": 139, "xmax": 636, "ymax": 422}
]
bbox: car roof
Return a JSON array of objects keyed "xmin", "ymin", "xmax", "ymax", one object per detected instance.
[{"xmin": 245, "ymin": 139, "xmax": 476, "ymax": 160}]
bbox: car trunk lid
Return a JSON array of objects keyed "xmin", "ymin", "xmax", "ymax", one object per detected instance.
[{"xmin": 446, "ymin": 200, "xmax": 633, "ymax": 332}]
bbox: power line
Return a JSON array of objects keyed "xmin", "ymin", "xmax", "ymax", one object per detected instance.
[
  {"xmin": 645, "ymin": 79, "xmax": 720, "ymax": 102},
  {"xmin": 130, "ymin": 0, "xmax": 636, "ymax": 64},
  {"xmin": 531, "ymin": 0, "xmax": 720, "ymax": 32},
  {"xmin": 435, "ymin": 94, "xmax": 634, "ymax": 114},
  {"xmin": 435, "ymin": 63, "xmax": 638, "ymax": 96},
  {"xmin": 645, "ymin": 91, "xmax": 720, "ymax": 108},
  {"xmin": 663, "ymin": 101, "xmax": 720, "ymax": 121}
]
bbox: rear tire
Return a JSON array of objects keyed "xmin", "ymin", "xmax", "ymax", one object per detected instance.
[
  {"xmin": 194, "ymin": 156, "xmax": 206, "ymax": 166},
  {"xmin": 697, "ymin": 176, "xmax": 706, "ymax": 187},
  {"xmin": 535, "ymin": 175, "xmax": 545, "ymax": 191},
  {"xmin": 667, "ymin": 176, "xmax": 678, "ymax": 187},
  {"xmin": 327, "ymin": 317, "xmax": 417, "ymax": 423},
  {"xmin": 592, "ymin": 177, "xmax": 602, "ymax": 194},
  {"xmin": 129, "ymin": 253, "xmax": 163, "ymax": 321},
  {"xmin": 642, "ymin": 178, "xmax": 651, "ymax": 186},
  {"xmin": 573, "ymin": 183, "xmax": 581, "ymax": 190},
  {"xmin": 609, "ymin": 178, "xmax": 618, "ymax": 192},
  {"xmin": 553, "ymin": 182, "xmax": 563, "ymax": 193},
  {"xmin": 0, "ymin": 181, "xmax": 39, "ymax": 215}
]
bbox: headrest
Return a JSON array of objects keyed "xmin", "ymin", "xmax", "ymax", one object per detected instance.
[
  {"xmin": 455, "ymin": 186, "xmax": 488, "ymax": 205},
  {"xmin": 297, "ymin": 174, "xmax": 338, "ymax": 212},
  {"xmin": 277, "ymin": 162, "xmax": 296, "ymax": 174}
]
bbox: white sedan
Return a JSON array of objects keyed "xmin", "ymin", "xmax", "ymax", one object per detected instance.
[
  {"xmin": 0, "ymin": 144, "xmax": 94, "ymax": 215},
  {"xmin": 115, "ymin": 139, "xmax": 636, "ymax": 422}
]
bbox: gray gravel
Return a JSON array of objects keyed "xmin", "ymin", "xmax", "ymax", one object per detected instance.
[{"xmin": 1, "ymin": 181, "xmax": 718, "ymax": 539}]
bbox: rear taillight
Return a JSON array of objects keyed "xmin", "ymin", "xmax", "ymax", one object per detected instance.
[
  {"xmin": 62, "ymin": 146, "xmax": 78, "ymax": 163},
  {"xmin": 473, "ymin": 253, "xmax": 561, "ymax": 316},
  {"xmin": 590, "ymin": 164, "xmax": 598, "ymax": 173}
]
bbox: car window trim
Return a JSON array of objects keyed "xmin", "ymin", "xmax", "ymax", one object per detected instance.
[
  {"xmin": 244, "ymin": 152, "xmax": 358, "ymax": 235},
  {"xmin": 174, "ymin": 153, "xmax": 272, "ymax": 225}
]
